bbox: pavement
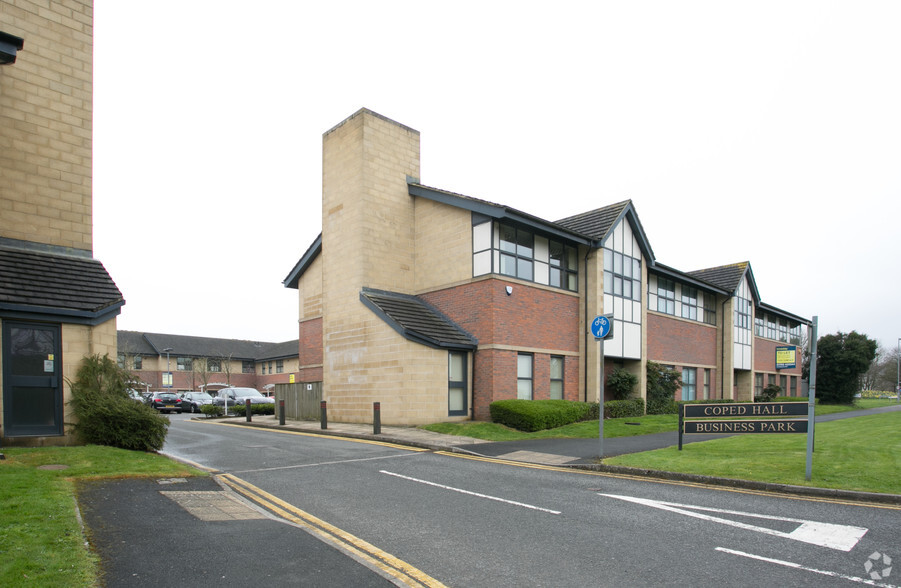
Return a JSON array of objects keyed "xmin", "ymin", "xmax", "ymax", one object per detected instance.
[{"xmin": 75, "ymin": 403, "xmax": 901, "ymax": 586}]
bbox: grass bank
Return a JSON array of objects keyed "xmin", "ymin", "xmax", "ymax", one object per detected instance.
[
  {"xmin": 0, "ymin": 445, "xmax": 203, "ymax": 587},
  {"xmin": 422, "ymin": 398, "xmax": 898, "ymax": 442},
  {"xmin": 607, "ymin": 411, "xmax": 901, "ymax": 494}
]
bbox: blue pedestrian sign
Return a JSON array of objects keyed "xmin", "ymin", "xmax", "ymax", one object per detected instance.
[{"xmin": 591, "ymin": 315, "xmax": 614, "ymax": 340}]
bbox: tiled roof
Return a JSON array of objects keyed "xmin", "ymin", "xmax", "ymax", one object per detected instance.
[
  {"xmin": 117, "ymin": 330, "xmax": 298, "ymax": 361},
  {"xmin": 688, "ymin": 263, "xmax": 749, "ymax": 293},
  {"xmin": 360, "ymin": 289, "xmax": 478, "ymax": 350},
  {"xmin": 554, "ymin": 200, "xmax": 631, "ymax": 241},
  {"xmin": 0, "ymin": 244, "xmax": 124, "ymax": 319}
]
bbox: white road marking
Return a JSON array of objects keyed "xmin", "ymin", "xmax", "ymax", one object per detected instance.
[
  {"xmin": 717, "ymin": 547, "xmax": 898, "ymax": 588},
  {"xmin": 381, "ymin": 470, "xmax": 561, "ymax": 515},
  {"xmin": 601, "ymin": 494, "xmax": 867, "ymax": 551}
]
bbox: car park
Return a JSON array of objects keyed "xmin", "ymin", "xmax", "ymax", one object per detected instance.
[
  {"xmin": 212, "ymin": 387, "xmax": 275, "ymax": 407},
  {"xmin": 146, "ymin": 391, "xmax": 182, "ymax": 413},
  {"xmin": 179, "ymin": 392, "xmax": 214, "ymax": 413}
]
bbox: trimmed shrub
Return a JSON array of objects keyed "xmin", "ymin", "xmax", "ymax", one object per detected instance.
[
  {"xmin": 646, "ymin": 361, "xmax": 681, "ymax": 415},
  {"xmin": 607, "ymin": 368, "xmax": 638, "ymax": 401},
  {"xmin": 229, "ymin": 402, "xmax": 276, "ymax": 416},
  {"xmin": 201, "ymin": 404, "xmax": 224, "ymax": 417},
  {"xmin": 490, "ymin": 399, "xmax": 592, "ymax": 432},
  {"xmin": 755, "ymin": 384, "xmax": 781, "ymax": 403},
  {"xmin": 69, "ymin": 354, "xmax": 169, "ymax": 451},
  {"xmin": 604, "ymin": 398, "xmax": 645, "ymax": 419}
]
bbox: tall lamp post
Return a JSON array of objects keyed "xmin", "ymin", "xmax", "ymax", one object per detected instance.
[
  {"xmin": 896, "ymin": 338, "xmax": 900, "ymax": 403},
  {"xmin": 163, "ymin": 347, "xmax": 173, "ymax": 391}
]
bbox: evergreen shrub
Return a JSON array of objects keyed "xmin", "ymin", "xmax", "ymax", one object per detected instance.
[
  {"xmin": 69, "ymin": 354, "xmax": 168, "ymax": 451},
  {"xmin": 490, "ymin": 399, "xmax": 592, "ymax": 432}
]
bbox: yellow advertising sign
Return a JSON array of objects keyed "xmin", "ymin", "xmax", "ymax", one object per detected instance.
[{"xmin": 775, "ymin": 345, "xmax": 796, "ymax": 369}]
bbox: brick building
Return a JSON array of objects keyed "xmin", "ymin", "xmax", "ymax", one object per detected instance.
[
  {"xmin": 1, "ymin": 2, "xmax": 124, "ymax": 446},
  {"xmin": 117, "ymin": 331, "xmax": 300, "ymax": 396},
  {"xmin": 284, "ymin": 109, "xmax": 808, "ymax": 425}
]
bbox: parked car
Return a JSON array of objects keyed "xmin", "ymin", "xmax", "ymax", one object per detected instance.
[
  {"xmin": 179, "ymin": 392, "xmax": 214, "ymax": 413},
  {"xmin": 146, "ymin": 391, "xmax": 182, "ymax": 413},
  {"xmin": 212, "ymin": 387, "xmax": 275, "ymax": 407},
  {"xmin": 127, "ymin": 389, "xmax": 145, "ymax": 403}
]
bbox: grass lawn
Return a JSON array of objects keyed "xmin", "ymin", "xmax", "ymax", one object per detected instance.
[
  {"xmin": 0, "ymin": 445, "xmax": 203, "ymax": 587},
  {"xmin": 422, "ymin": 398, "xmax": 898, "ymax": 442},
  {"xmin": 607, "ymin": 412, "xmax": 901, "ymax": 494}
]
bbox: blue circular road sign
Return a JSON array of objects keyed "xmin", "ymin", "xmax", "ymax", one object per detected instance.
[{"xmin": 591, "ymin": 315, "xmax": 611, "ymax": 339}]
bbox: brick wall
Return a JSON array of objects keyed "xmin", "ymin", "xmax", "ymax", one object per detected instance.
[
  {"xmin": 422, "ymin": 278, "xmax": 580, "ymax": 350},
  {"xmin": 647, "ymin": 312, "xmax": 717, "ymax": 366}
]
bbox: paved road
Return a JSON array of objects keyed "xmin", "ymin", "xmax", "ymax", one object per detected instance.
[{"xmin": 76, "ymin": 408, "xmax": 901, "ymax": 587}]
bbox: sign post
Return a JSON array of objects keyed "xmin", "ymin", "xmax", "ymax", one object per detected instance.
[
  {"xmin": 591, "ymin": 315, "xmax": 614, "ymax": 460},
  {"xmin": 806, "ymin": 316, "xmax": 818, "ymax": 481}
]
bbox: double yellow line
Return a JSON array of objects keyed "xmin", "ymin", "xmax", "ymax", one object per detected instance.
[{"xmin": 218, "ymin": 473, "xmax": 446, "ymax": 587}]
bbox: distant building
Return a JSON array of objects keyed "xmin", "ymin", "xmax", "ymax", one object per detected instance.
[
  {"xmin": 284, "ymin": 109, "xmax": 808, "ymax": 425},
  {"xmin": 1, "ymin": 2, "xmax": 124, "ymax": 446},
  {"xmin": 117, "ymin": 331, "xmax": 300, "ymax": 396}
]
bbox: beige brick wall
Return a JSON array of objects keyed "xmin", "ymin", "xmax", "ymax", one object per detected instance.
[
  {"xmin": 299, "ymin": 253, "xmax": 323, "ymax": 320},
  {"xmin": 413, "ymin": 198, "xmax": 472, "ymax": 292},
  {"xmin": 319, "ymin": 110, "xmax": 454, "ymax": 424},
  {"xmin": 0, "ymin": 0, "xmax": 93, "ymax": 252}
]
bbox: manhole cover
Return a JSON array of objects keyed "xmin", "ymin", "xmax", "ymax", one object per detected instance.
[{"xmin": 37, "ymin": 464, "xmax": 69, "ymax": 470}]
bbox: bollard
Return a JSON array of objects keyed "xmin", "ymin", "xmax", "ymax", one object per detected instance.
[
  {"xmin": 279, "ymin": 399, "xmax": 286, "ymax": 425},
  {"xmin": 373, "ymin": 402, "xmax": 381, "ymax": 435},
  {"xmin": 320, "ymin": 400, "xmax": 328, "ymax": 429},
  {"xmin": 246, "ymin": 398, "xmax": 252, "ymax": 422}
]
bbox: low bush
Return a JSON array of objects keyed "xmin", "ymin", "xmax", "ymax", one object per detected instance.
[
  {"xmin": 229, "ymin": 403, "xmax": 276, "ymax": 416},
  {"xmin": 490, "ymin": 399, "xmax": 592, "ymax": 432},
  {"xmin": 607, "ymin": 368, "xmax": 638, "ymax": 400},
  {"xmin": 69, "ymin": 354, "xmax": 168, "ymax": 451},
  {"xmin": 201, "ymin": 404, "xmax": 224, "ymax": 417},
  {"xmin": 604, "ymin": 398, "xmax": 645, "ymax": 419}
]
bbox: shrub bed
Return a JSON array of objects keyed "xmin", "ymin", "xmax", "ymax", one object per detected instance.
[
  {"xmin": 604, "ymin": 398, "xmax": 645, "ymax": 419},
  {"xmin": 490, "ymin": 399, "xmax": 592, "ymax": 432}
]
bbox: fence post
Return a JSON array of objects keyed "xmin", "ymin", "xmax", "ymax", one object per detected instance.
[
  {"xmin": 279, "ymin": 399, "xmax": 286, "ymax": 425},
  {"xmin": 320, "ymin": 400, "xmax": 328, "ymax": 429},
  {"xmin": 246, "ymin": 399, "xmax": 252, "ymax": 422},
  {"xmin": 373, "ymin": 402, "xmax": 381, "ymax": 435}
]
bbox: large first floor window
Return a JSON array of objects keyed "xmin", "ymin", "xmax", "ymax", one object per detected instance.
[
  {"xmin": 177, "ymin": 357, "xmax": 193, "ymax": 371},
  {"xmin": 448, "ymin": 352, "xmax": 467, "ymax": 416},
  {"xmin": 517, "ymin": 353, "xmax": 533, "ymax": 400}
]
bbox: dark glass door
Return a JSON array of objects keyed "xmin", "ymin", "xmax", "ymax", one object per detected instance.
[{"xmin": 2, "ymin": 322, "xmax": 62, "ymax": 437}]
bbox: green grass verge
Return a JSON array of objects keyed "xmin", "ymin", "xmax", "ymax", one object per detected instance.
[
  {"xmin": 0, "ymin": 445, "xmax": 204, "ymax": 587},
  {"xmin": 607, "ymin": 412, "xmax": 901, "ymax": 494},
  {"xmin": 421, "ymin": 398, "xmax": 898, "ymax": 442}
]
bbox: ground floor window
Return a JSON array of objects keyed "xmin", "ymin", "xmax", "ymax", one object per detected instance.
[
  {"xmin": 550, "ymin": 356, "xmax": 564, "ymax": 400},
  {"xmin": 448, "ymin": 352, "xmax": 467, "ymax": 416},
  {"xmin": 755, "ymin": 373, "xmax": 764, "ymax": 396},
  {"xmin": 681, "ymin": 367, "xmax": 696, "ymax": 401},
  {"xmin": 703, "ymin": 368, "xmax": 711, "ymax": 400},
  {"xmin": 517, "ymin": 353, "xmax": 533, "ymax": 400}
]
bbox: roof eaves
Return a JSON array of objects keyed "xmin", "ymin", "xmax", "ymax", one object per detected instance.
[
  {"xmin": 284, "ymin": 234, "xmax": 322, "ymax": 289},
  {"xmin": 408, "ymin": 180, "xmax": 593, "ymax": 246}
]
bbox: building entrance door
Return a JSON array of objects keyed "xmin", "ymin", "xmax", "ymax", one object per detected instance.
[{"xmin": 2, "ymin": 321, "xmax": 63, "ymax": 437}]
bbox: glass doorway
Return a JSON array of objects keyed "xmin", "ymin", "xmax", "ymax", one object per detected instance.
[{"xmin": 2, "ymin": 321, "xmax": 63, "ymax": 437}]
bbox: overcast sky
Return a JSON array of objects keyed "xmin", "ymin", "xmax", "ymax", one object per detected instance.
[{"xmin": 92, "ymin": 1, "xmax": 901, "ymax": 351}]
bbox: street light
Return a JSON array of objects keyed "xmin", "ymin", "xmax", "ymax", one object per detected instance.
[
  {"xmin": 163, "ymin": 347, "xmax": 173, "ymax": 390},
  {"xmin": 896, "ymin": 338, "xmax": 900, "ymax": 403}
]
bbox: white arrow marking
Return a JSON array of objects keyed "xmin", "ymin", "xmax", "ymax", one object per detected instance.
[{"xmin": 601, "ymin": 494, "xmax": 867, "ymax": 551}]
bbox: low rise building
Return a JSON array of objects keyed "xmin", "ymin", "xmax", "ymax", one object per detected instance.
[{"xmin": 284, "ymin": 109, "xmax": 808, "ymax": 425}]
